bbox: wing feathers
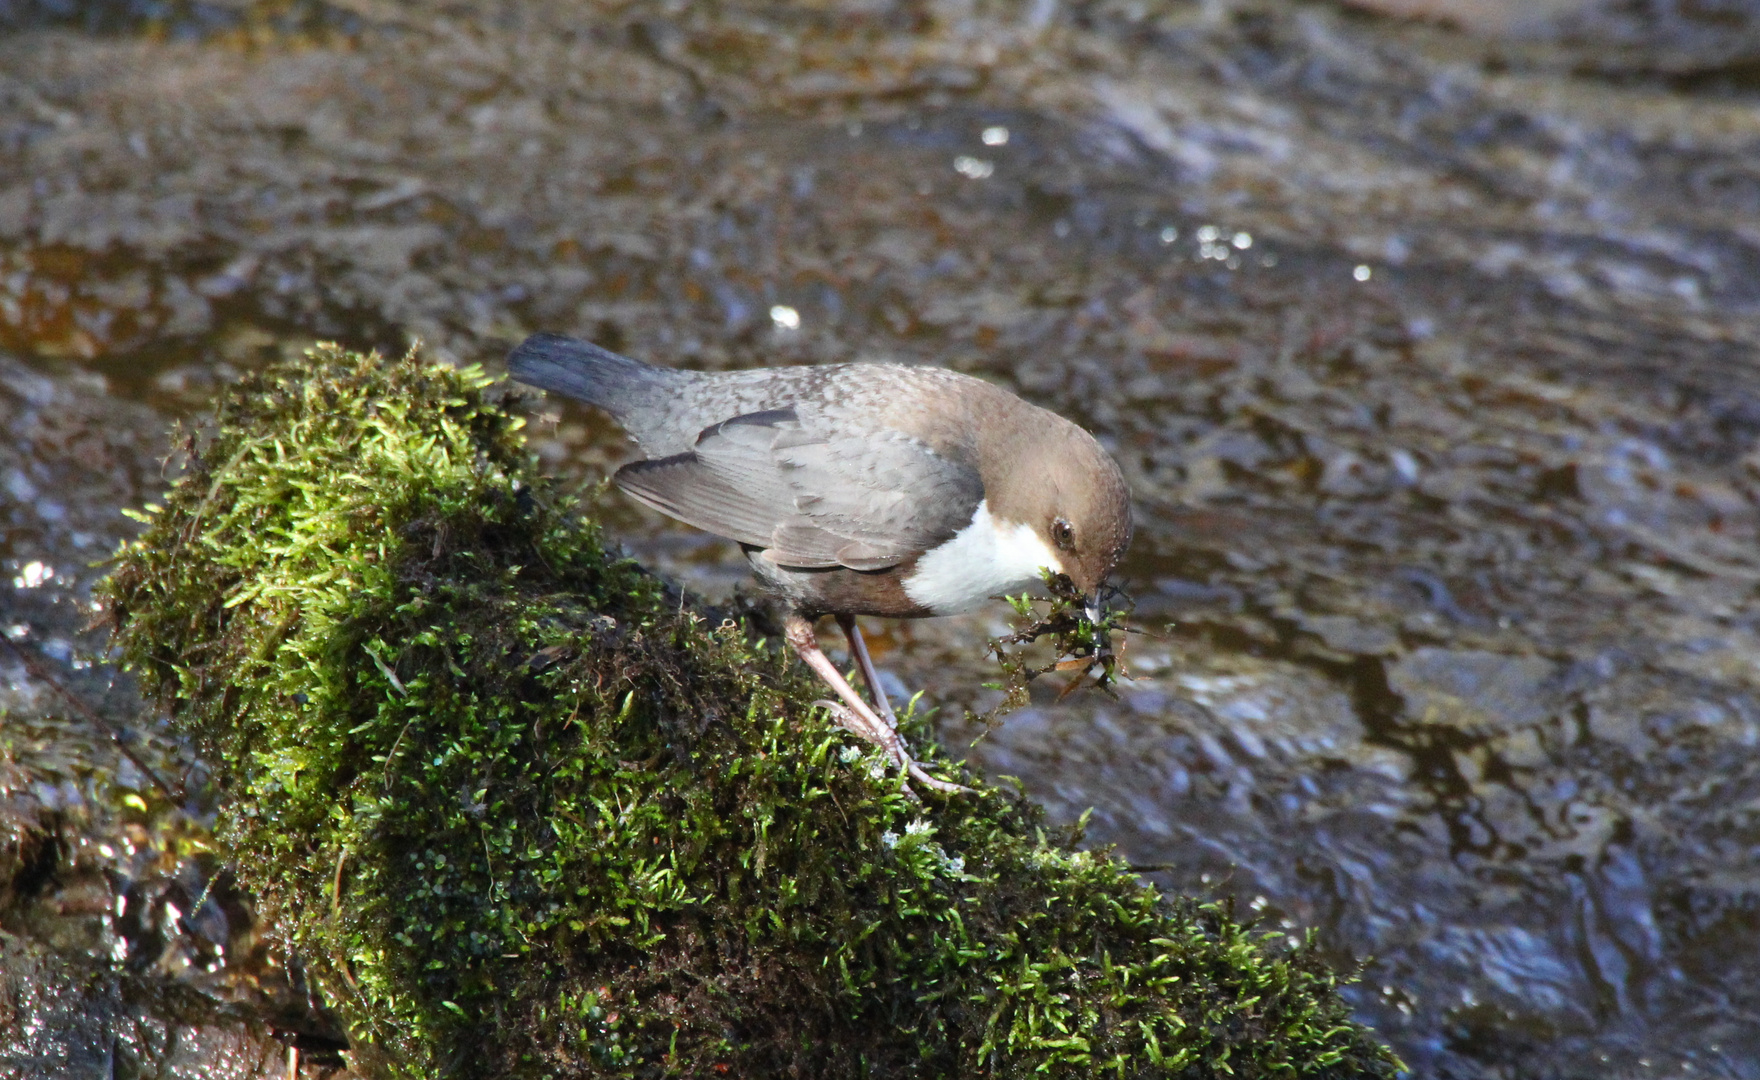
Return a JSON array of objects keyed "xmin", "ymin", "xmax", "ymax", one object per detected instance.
[
  {"xmin": 613, "ymin": 407, "xmax": 982, "ymax": 572},
  {"xmin": 615, "ymin": 455, "xmax": 842, "ymax": 564}
]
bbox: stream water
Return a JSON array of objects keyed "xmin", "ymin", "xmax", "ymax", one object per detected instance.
[{"xmin": 5, "ymin": 1, "xmax": 1760, "ymax": 1076}]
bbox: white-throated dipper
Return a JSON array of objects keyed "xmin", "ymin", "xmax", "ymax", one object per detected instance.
[{"xmin": 509, "ymin": 332, "xmax": 1132, "ymax": 792}]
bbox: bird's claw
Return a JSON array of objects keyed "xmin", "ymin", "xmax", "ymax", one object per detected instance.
[
  {"xmin": 904, "ymin": 759, "xmax": 973, "ymax": 795},
  {"xmin": 814, "ymin": 699, "xmax": 971, "ymax": 796}
]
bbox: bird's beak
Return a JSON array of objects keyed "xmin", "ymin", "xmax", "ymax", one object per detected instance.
[{"xmin": 1083, "ymin": 594, "xmax": 1103, "ymax": 627}]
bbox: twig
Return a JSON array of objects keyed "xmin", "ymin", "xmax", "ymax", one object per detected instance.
[{"xmin": 0, "ymin": 629, "xmax": 186, "ymax": 803}]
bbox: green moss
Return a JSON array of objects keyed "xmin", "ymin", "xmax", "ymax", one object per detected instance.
[{"xmin": 101, "ymin": 345, "xmax": 1400, "ymax": 1078}]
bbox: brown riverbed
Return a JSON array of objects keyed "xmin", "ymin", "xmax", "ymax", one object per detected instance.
[{"xmin": 5, "ymin": 1, "xmax": 1760, "ymax": 1076}]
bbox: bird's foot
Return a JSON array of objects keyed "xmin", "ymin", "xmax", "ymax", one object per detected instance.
[
  {"xmin": 814, "ymin": 700, "xmax": 972, "ymax": 796},
  {"xmin": 904, "ymin": 758, "xmax": 973, "ymax": 795}
]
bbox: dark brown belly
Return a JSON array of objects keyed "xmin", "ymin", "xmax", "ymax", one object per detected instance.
[{"xmin": 743, "ymin": 548, "xmax": 935, "ymax": 619}]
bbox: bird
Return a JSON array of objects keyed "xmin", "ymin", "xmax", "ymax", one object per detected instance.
[{"xmin": 508, "ymin": 332, "xmax": 1132, "ymax": 793}]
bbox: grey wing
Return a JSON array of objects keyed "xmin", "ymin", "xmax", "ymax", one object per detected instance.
[{"xmin": 614, "ymin": 408, "xmax": 982, "ymax": 570}]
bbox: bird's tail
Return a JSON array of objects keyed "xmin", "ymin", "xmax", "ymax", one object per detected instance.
[{"xmin": 506, "ymin": 333, "xmax": 683, "ymax": 417}]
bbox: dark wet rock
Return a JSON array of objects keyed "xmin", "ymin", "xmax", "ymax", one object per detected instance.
[
  {"xmin": 1389, "ymin": 647, "xmax": 1561, "ymax": 737},
  {"xmin": 0, "ymin": 352, "xmax": 340, "ymax": 1075},
  {"xmin": 0, "ymin": 701, "xmax": 344, "ymax": 1078}
]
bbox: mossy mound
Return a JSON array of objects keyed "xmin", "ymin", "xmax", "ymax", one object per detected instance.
[{"xmin": 101, "ymin": 346, "xmax": 1398, "ymax": 1078}]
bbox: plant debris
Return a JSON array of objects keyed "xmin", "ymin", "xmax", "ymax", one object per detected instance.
[{"xmin": 979, "ymin": 573, "xmax": 1136, "ymax": 723}]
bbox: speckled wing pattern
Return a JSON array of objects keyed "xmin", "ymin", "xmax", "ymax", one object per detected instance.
[{"xmin": 615, "ymin": 407, "xmax": 983, "ymax": 570}]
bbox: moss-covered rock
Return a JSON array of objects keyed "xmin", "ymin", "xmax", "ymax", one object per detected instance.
[{"xmin": 101, "ymin": 345, "xmax": 1399, "ymax": 1078}]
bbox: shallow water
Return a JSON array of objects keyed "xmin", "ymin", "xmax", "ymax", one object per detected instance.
[{"xmin": 5, "ymin": 1, "xmax": 1760, "ymax": 1075}]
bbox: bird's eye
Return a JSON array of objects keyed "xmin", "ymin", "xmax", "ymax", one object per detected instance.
[{"xmin": 1051, "ymin": 517, "xmax": 1075, "ymax": 551}]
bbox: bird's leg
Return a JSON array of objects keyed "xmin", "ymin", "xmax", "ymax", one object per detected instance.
[
  {"xmin": 836, "ymin": 613, "xmax": 898, "ymax": 731},
  {"xmin": 784, "ymin": 614, "xmax": 967, "ymax": 794},
  {"xmin": 785, "ymin": 614, "xmax": 904, "ymax": 760}
]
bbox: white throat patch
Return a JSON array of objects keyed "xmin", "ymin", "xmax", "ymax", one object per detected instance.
[{"xmin": 903, "ymin": 500, "xmax": 1063, "ymax": 616}]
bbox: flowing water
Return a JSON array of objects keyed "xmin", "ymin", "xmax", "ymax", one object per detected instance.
[{"xmin": 5, "ymin": 1, "xmax": 1760, "ymax": 1075}]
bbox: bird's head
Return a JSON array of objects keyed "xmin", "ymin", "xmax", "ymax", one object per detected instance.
[{"xmin": 991, "ymin": 420, "xmax": 1133, "ymax": 611}]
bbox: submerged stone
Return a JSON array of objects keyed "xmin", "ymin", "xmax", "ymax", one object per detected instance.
[{"xmin": 101, "ymin": 345, "xmax": 1398, "ymax": 1078}]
